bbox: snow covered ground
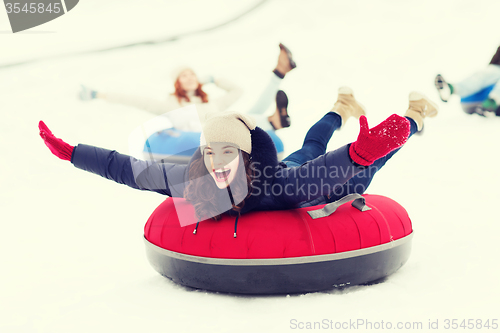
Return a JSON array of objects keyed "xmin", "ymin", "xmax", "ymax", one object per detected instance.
[{"xmin": 1, "ymin": 0, "xmax": 500, "ymax": 332}]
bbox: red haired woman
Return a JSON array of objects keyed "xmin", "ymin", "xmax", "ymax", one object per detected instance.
[
  {"xmin": 79, "ymin": 44, "xmax": 296, "ymax": 132},
  {"xmin": 41, "ymin": 88, "xmax": 438, "ymax": 229}
]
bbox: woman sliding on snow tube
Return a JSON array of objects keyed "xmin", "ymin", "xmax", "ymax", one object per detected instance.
[
  {"xmin": 40, "ymin": 87, "xmax": 438, "ymax": 222},
  {"xmin": 79, "ymin": 44, "xmax": 296, "ymax": 132}
]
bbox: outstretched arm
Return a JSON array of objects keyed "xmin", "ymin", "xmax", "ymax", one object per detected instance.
[
  {"xmin": 78, "ymin": 85, "xmax": 181, "ymax": 115},
  {"xmin": 103, "ymin": 92, "xmax": 181, "ymax": 115},
  {"xmin": 38, "ymin": 121, "xmax": 188, "ymax": 197},
  {"xmin": 274, "ymin": 114, "xmax": 410, "ymax": 207}
]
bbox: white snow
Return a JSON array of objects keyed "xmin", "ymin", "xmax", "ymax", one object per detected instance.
[{"xmin": 1, "ymin": 0, "xmax": 500, "ymax": 332}]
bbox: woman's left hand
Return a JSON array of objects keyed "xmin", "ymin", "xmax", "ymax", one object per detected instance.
[{"xmin": 349, "ymin": 115, "xmax": 410, "ymax": 166}]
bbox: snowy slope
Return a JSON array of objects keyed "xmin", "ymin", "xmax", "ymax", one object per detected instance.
[{"xmin": 1, "ymin": 0, "xmax": 500, "ymax": 332}]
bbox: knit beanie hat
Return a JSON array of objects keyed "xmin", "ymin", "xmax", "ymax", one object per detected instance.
[
  {"xmin": 200, "ymin": 112, "xmax": 257, "ymax": 154},
  {"xmin": 171, "ymin": 66, "xmax": 194, "ymax": 81}
]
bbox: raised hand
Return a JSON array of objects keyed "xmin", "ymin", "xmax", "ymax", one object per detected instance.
[
  {"xmin": 349, "ymin": 115, "xmax": 410, "ymax": 166},
  {"xmin": 39, "ymin": 121, "xmax": 74, "ymax": 161}
]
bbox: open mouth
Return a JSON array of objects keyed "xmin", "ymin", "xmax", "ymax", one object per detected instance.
[{"xmin": 214, "ymin": 169, "xmax": 231, "ymax": 182}]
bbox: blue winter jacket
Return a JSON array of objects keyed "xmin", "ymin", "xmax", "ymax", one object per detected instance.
[{"xmin": 71, "ymin": 127, "xmax": 362, "ymax": 213}]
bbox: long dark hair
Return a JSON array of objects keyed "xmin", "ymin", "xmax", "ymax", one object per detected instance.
[
  {"xmin": 184, "ymin": 151, "xmax": 254, "ymax": 221},
  {"xmin": 172, "ymin": 79, "xmax": 209, "ymax": 104}
]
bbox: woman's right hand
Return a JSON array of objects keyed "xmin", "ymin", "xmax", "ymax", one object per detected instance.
[{"xmin": 39, "ymin": 121, "xmax": 74, "ymax": 161}]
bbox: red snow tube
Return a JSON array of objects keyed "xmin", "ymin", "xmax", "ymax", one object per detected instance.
[{"xmin": 143, "ymin": 194, "xmax": 413, "ymax": 294}]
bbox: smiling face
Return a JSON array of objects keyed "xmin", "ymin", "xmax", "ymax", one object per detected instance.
[
  {"xmin": 177, "ymin": 69, "xmax": 199, "ymax": 92},
  {"xmin": 203, "ymin": 143, "xmax": 241, "ymax": 189}
]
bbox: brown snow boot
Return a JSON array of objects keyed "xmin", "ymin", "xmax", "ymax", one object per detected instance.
[
  {"xmin": 273, "ymin": 43, "xmax": 296, "ymax": 78},
  {"xmin": 268, "ymin": 90, "xmax": 290, "ymax": 130},
  {"xmin": 330, "ymin": 86, "xmax": 366, "ymax": 127},
  {"xmin": 404, "ymin": 91, "xmax": 439, "ymax": 132}
]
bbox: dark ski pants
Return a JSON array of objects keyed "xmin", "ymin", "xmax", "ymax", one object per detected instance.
[{"xmin": 282, "ymin": 112, "xmax": 343, "ymax": 166}]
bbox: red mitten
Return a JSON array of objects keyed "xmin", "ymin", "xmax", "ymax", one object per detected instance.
[
  {"xmin": 349, "ymin": 115, "xmax": 410, "ymax": 166},
  {"xmin": 38, "ymin": 121, "xmax": 74, "ymax": 161}
]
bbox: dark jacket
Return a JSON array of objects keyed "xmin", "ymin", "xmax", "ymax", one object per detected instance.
[
  {"xmin": 490, "ymin": 45, "xmax": 500, "ymax": 65},
  {"xmin": 71, "ymin": 127, "xmax": 362, "ymax": 213}
]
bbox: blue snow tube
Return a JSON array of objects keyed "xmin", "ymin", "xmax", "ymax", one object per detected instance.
[
  {"xmin": 265, "ymin": 129, "xmax": 284, "ymax": 154},
  {"xmin": 460, "ymin": 84, "xmax": 495, "ymax": 115},
  {"xmin": 143, "ymin": 128, "xmax": 285, "ymax": 163}
]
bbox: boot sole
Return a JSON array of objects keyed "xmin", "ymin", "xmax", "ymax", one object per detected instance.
[
  {"xmin": 276, "ymin": 90, "xmax": 290, "ymax": 128},
  {"xmin": 279, "ymin": 43, "xmax": 297, "ymax": 69},
  {"xmin": 434, "ymin": 74, "xmax": 449, "ymax": 102}
]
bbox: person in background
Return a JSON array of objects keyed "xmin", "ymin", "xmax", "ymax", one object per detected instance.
[
  {"xmin": 435, "ymin": 45, "xmax": 500, "ymax": 116},
  {"xmin": 79, "ymin": 44, "xmax": 296, "ymax": 132}
]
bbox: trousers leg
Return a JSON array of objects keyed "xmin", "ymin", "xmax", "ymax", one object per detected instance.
[
  {"xmin": 282, "ymin": 112, "xmax": 342, "ymax": 166},
  {"xmin": 488, "ymin": 81, "xmax": 500, "ymax": 102},
  {"xmin": 246, "ymin": 74, "xmax": 282, "ymax": 116},
  {"xmin": 246, "ymin": 74, "xmax": 283, "ymax": 131}
]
